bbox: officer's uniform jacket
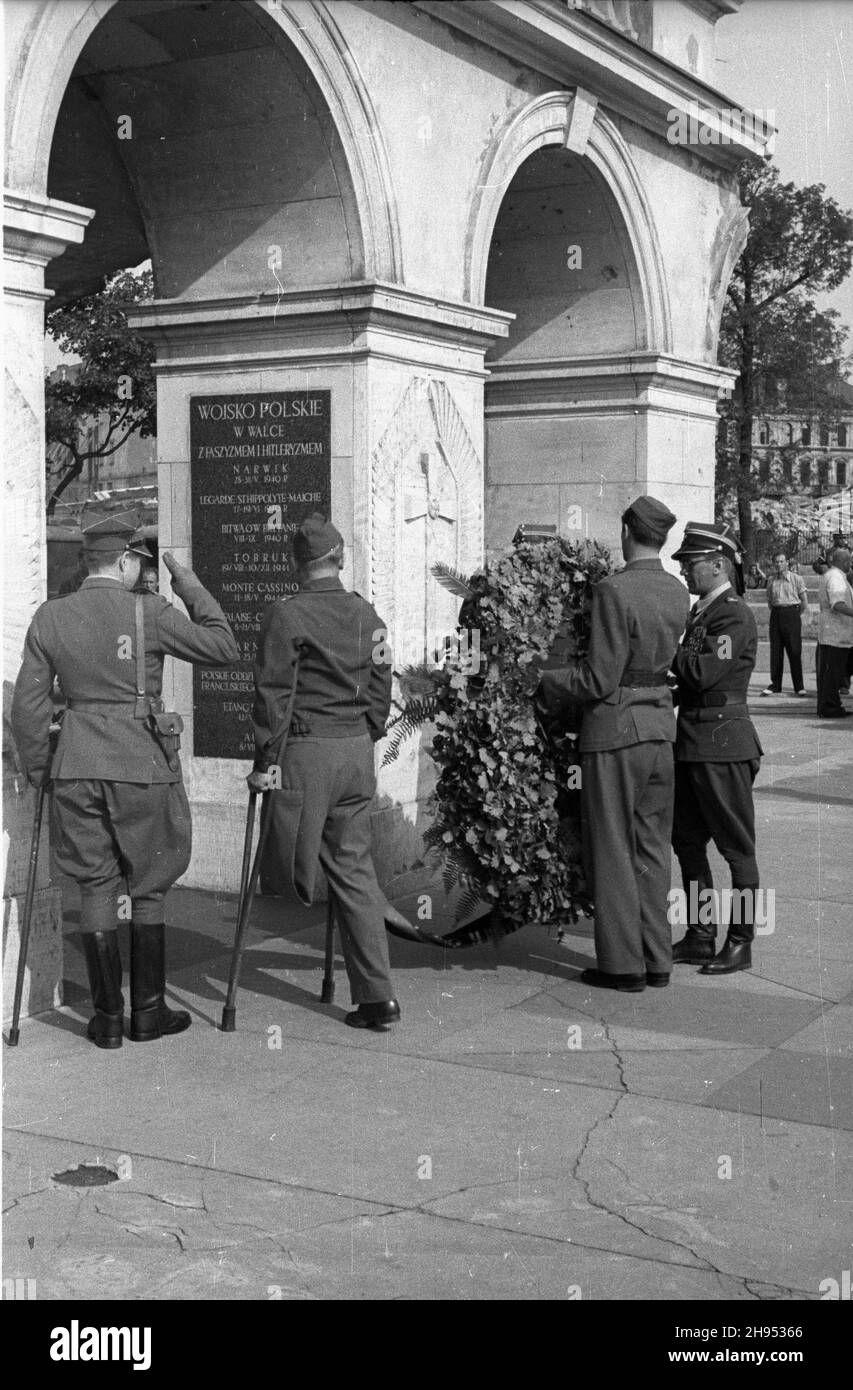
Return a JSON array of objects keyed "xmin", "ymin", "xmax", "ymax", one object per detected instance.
[
  {"xmin": 673, "ymin": 585, "xmax": 763, "ymax": 762},
  {"xmin": 252, "ymin": 577, "xmax": 392, "ymax": 770},
  {"xmin": 539, "ymin": 559, "xmax": 690, "ymax": 753},
  {"xmin": 11, "ymin": 573, "xmax": 239, "ymax": 786}
]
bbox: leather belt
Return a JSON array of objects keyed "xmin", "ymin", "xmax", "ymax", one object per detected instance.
[
  {"xmin": 66, "ymin": 700, "xmax": 135, "ymax": 709},
  {"xmin": 681, "ymin": 692, "xmax": 748, "ymax": 709}
]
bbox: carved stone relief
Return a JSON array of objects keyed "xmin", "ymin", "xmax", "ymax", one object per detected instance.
[{"xmin": 370, "ymin": 378, "xmax": 483, "ymax": 667}]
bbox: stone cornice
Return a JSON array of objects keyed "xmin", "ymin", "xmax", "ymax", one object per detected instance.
[
  {"xmin": 414, "ymin": 0, "xmax": 772, "ymax": 163},
  {"xmin": 487, "ymin": 351, "xmax": 737, "ymax": 395},
  {"xmin": 684, "ymin": 0, "xmax": 743, "ymax": 20},
  {"xmin": 3, "ymin": 189, "xmax": 94, "ymax": 267},
  {"xmin": 128, "ymin": 283, "xmax": 514, "ymax": 359}
]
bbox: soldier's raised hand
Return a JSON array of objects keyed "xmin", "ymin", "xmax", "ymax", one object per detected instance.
[{"xmin": 162, "ymin": 552, "xmax": 200, "ymax": 587}]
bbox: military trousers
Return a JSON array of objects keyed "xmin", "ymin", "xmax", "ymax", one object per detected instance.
[
  {"xmin": 580, "ymin": 741, "xmax": 675, "ymax": 976},
  {"xmin": 261, "ymin": 734, "xmax": 394, "ymax": 1005},
  {"xmin": 816, "ymin": 644, "xmax": 850, "ymax": 716},
  {"xmin": 51, "ymin": 779, "xmax": 192, "ymax": 933},
  {"xmin": 671, "ymin": 760, "xmax": 760, "ymax": 904}
]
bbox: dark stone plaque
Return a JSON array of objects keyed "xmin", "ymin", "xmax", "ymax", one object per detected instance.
[{"xmin": 190, "ymin": 391, "xmax": 331, "ymax": 758}]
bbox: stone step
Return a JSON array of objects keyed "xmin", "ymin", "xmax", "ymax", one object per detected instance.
[{"xmin": 750, "ymin": 609, "xmax": 820, "ymax": 638}]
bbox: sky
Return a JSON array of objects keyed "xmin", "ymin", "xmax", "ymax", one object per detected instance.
[{"xmin": 715, "ymin": 0, "xmax": 853, "ymax": 361}]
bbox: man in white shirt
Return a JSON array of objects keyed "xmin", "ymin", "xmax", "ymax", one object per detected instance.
[
  {"xmin": 762, "ymin": 552, "xmax": 809, "ymax": 696},
  {"xmin": 817, "ymin": 548, "xmax": 853, "ymax": 718}
]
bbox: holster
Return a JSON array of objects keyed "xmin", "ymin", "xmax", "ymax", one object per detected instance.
[
  {"xmin": 135, "ymin": 595, "xmax": 183, "ymax": 772},
  {"xmin": 147, "ymin": 705, "xmax": 184, "ymax": 768}
]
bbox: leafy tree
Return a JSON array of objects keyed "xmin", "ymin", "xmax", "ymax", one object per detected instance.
[
  {"xmin": 44, "ymin": 267, "xmax": 155, "ymax": 518},
  {"xmin": 717, "ymin": 161, "xmax": 853, "ymax": 558}
]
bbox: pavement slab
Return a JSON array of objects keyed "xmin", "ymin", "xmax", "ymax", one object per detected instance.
[
  {"xmin": 779, "ymin": 1006, "xmax": 853, "ymax": 1057},
  {"xmin": 704, "ymin": 1050, "xmax": 853, "ymax": 1131}
]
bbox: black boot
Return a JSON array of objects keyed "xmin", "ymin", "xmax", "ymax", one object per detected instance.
[
  {"xmin": 129, "ymin": 923, "xmax": 191, "ymax": 1042},
  {"xmin": 700, "ymin": 926, "xmax": 754, "ymax": 975},
  {"xmin": 700, "ymin": 887, "xmax": 757, "ymax": 975},
  {"xmin": 672, "ymin": 929, "xmax": 717, "ymax": 964},
  {"xmin": 80, "ymin": 932, "xmax": 124, "ymax": 1049},
  {"xmin": 345, "ymin": 999, "xmax": 401, "ymax": 1031}
]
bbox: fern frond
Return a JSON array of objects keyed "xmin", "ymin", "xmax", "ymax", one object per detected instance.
[
  {"xmin": 454, "ymin": 883, "xmax": 488, "ymax": 924},
  {"xmin": 442, "ymin": 853, "xmax": 463, "ymax": 894},
  {"xmin": 431, "ymin": 561, "xmax": 473, "ymax": 599},
  {"xmin": 396, "ymin": 661, "xmax": 441, "ymax": 697},
  {"xmin": 380, "ymin": 697, "xmax": 438, "ymax": 766}
]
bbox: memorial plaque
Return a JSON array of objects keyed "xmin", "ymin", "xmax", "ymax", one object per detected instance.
[{"xmin": 190, "ymin": 391, "xmax": 331, "ymax": 758}]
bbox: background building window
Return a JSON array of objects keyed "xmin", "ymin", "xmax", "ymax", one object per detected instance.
[
  {"xmin": 838, "ymin": 425, "xmax": 847, "ymax": 448},
  {"xmin": 759, "ymin": 457, "xmax": 770, "ymax": 486},
  {"xmin": 782, "ymin": 456, "xmax": 793, "ymax": 484},
  {"xmin": 758, "ymin": 425, "xmax": 768, "ymax": 445},
  {"xmin": 800, "ymin": 458, "xmax": 812, "ymax": 487},
  {"xmin": 787, "ymin": 423, "xmax": 794, "ymax": 444},
  {"xmin": 838, "ymin": 460, "xmax": 847, "ymax": 486},
  {"xmin": 802, "ymin": 425, "xmax": 811, "ymax": 445},
  {"xmin": 820, "ymin": 424, "xmax": 830, "ymax": 446},
  {"xmin": 818, "ymin": 458, "xmax": 829, "ymax": 487}
]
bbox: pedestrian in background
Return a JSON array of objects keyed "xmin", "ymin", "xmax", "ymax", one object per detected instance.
[
  {"xmin": 816, "ymin": 547, "xmax": 853, "ymax": 718},
  {"xmin": 762, "ymin": 551, "xmax": 808, "ymax": 697}
]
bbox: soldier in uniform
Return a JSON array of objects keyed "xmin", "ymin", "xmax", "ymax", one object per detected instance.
[
  {"xmin": 670, "ymin": 522, "xmax": 763, "ymax": 975},
  {"xmin": 249, "ymin": 514, "xmax": 431, "ymax": 1031},
  {"xmin": 538, "ymin": 496, "xmax": 690, "ymax": 992},
  {"xmin": 11, "ymin": 509, "xmax": 239, "ymax": 1047}
]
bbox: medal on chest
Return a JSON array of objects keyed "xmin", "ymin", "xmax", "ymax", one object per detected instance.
[{"xmin": 683, "ymin": 620, "xmax": 707, "ymax": 656}]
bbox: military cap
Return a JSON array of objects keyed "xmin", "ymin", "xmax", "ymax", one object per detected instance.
[
  {"xmin": 292, "ymin": 512, "xmax": 344, "ymax": 564},
  {"xmin": 81, "ymin": 507, "xmax": 152, "ymax": 558},
  {"xmin": 671, "ymin": 521, "xmax": 742, "ymax": 563},
  {"xmin": 624, "ymin": 495, "xmax": 677, "ymax": 543}
]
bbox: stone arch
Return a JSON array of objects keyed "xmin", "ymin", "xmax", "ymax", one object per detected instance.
[
  {"xmin": 466, "ymin": 91, "xmax": 671, "ymax": 353},
  {"xmin": 705, "ymin": 198, "xmax": 750, "ymax": 358},
  {"xmin": 6, "ymin": 0, "xmax": 402, "ymax": 284}
]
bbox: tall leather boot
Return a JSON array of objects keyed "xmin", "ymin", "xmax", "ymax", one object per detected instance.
[
  {"xmin": 672, "ymin": 927, "xmax": 717, "ymax": 964},
  {"xmin": 700, "ymin": 887, "xmax": 758, "ymax": 975},
  {"xmin": 672, "ymin": 871, "xmax": 717, "ymax": 963},
  {"xmin": 80, "ymin": 932, "xmax": 124, "ymax": 1049},
  {"xmin": 129, "ymin": 923, "xmax": 191, "ymax": 1042}
]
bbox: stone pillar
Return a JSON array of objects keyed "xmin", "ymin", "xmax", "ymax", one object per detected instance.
[
  {"xmin": 485, "ymin": 352, "xmax": 736, "ymax": 563},
  {"xmin": 129, "ymin": 286, "xmax": 510, "ymax": 895},
  {"xmin": 2, "ymin": 190, "xmax": 93, "ymax": 1024}
]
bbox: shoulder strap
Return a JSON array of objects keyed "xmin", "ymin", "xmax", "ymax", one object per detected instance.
[
  {"xmin": 135, "ymin": 594, "xmax": 146, "ymax": 697},
  {"xmin": 134, "ymin": 594, "xmax": 149, "ymax": 718}
]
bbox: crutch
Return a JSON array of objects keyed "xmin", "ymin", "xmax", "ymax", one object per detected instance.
[
  {"xmin": 220, "ymin": 788, "xmax": 274, "ymax": 1032},
  {"xmin": 221, "ymin": 647, "xmax": 303, "ymax": 1032},
  {"xmin": 222, "ymin": 804, "xmax": 338, "ymax": 1023},
  {"xmin": 320, "ymin": 898, "xmax": 336, "ymax": 1003},
  {"xmin": 7, "ymin": 779, "xmax": 48, "ymax": 1047}
]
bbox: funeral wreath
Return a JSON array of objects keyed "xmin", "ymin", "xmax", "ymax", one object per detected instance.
[{"xmin": 384, "ymin": 536, "xmax": 614, "ymax": 944}]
